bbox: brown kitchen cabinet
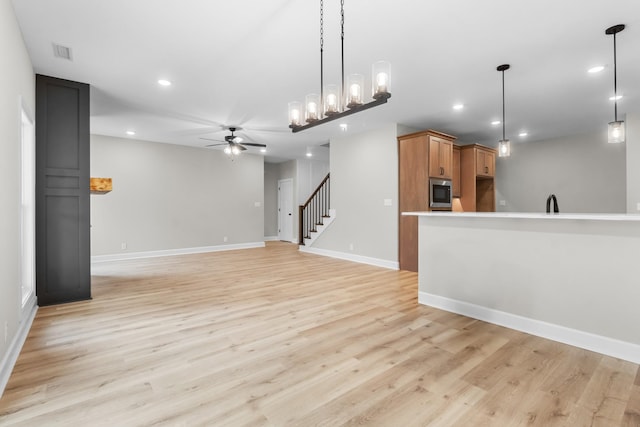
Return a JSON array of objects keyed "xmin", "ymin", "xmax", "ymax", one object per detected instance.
[
  {"xmin": 428, "ymin": 136, "xmax": 453, "ymax": 179},
  {"xmin": 460, "ymin": 144, "xmax": 497, "ymax": 212},
  {"xmin": 452, "ymin": 145, "xmax": 461, "ymax": 198},
  {"xmin": 398, "ymin": 129, "xmax": 456, "ymax": 272},
  {"xmin": 476, "ymin": 147, "xmax": 495, "ymax": 178}
]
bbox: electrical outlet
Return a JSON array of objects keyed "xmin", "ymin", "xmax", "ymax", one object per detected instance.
[
  {"xmin": 499, "ymin": 200, "xmax": 507, "ymax": 206},
  {"xmin": 349, "ymin": 243, "xmax": 354, "ymax": 251},
  {"xmin": 637, "ymin": 202, "xmax": 640, "ymax": 211},
  {"xmin": 121, "ymin": 242, "xmax": 127, "ymax": 250},
  {"xmin": 223, "ymin": 236, "xmax": 228, "ymax": 243},
  {"xmin": 383, "ymin": 199, "xmax": 392, "ymax": 207}
]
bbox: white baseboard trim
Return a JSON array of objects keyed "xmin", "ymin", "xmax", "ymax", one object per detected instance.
[
  {"xmin": 91, "ymin": 242, "xmax": 266, "ymax": 263},
  {"xmin": 419, "ymin": 291, "xmax": 640, "ymax": 365},
  {"xmin": 264, "ymin": 236, "xmax": 279, "ymax": 241},
  {"xmin": 299, "ymin": 246, "xmax": 399, "ymax": 270},
  {"xmin": 1, "ymin": 301, "xmax": 38, "ymax": 398}
]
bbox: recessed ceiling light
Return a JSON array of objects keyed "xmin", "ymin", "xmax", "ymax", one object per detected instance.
[
  {"xmin": 609, "ymin": 95, "xmax": 623, "ymax": 101},
  {"xmin": 339, "ymin": 123, "xmax": 348, "ymax": 132},
  {"xmin": 306, "ymin": 152, "xmax": 313, "ymax": 157},
  {"xmin": 588, "ymin": 65, "xmax": 605, "ymax": 73},
  {"xmin": 519, "ymin": 131, "xmax": 528, "ymax": 137},
  {"xmin": 126, "ymin": 130, "xmax": 136, "ymax": 136},
  {"xmin": 491, "ymin": 120, "xmax": 501, "ymax": 126},
  {"xmin": 157, "ymin": 79, "xmax": 172, "ymax": 86},
  {"xmin": 452, "ymin": 104, "xmax": 464, "ymax": 110},
  {"xmin": 260, "ymin": 148, "xmax": 267, "ymax": 153}
]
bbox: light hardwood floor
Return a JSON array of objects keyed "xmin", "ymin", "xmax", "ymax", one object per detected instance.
[{"xmin": 1, "ymin": 242, "xmax": 639, "ymax": 426}]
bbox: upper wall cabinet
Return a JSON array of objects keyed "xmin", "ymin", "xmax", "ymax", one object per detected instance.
[
  {"xmin": 476, "ymin": 146, "xmax": 496, "ymax": 178},
  {"xmin": 428, "ymin": 135, "xmax": 453, "ymax": 179}
]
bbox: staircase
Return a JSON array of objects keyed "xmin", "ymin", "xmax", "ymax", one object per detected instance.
[{"xmin": 299, "ymin": 173, "xmax": 335, "ymax": 246}]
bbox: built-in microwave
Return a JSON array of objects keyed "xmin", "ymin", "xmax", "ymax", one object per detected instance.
[{"xmin": 429, "ymin": 178, "xmax": 452, "ymax": 210}]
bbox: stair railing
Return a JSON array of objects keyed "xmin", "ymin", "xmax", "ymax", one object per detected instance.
[{"xmin": 298, "ymin": 173, "xmax": 330, "ymax": 245}]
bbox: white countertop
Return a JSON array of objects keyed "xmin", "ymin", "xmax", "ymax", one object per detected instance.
[{"xmin": 402, "ymin": 211, "xmax": 640, "ymax": 221}]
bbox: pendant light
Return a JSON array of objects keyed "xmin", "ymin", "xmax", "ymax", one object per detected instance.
[
  {"xmin": 497, "ymin": 64, "xmax": 511, "ymax": 157},
  {"xmin": 606, "ymin": 24, "xmax": 625, "ymax": 144}
]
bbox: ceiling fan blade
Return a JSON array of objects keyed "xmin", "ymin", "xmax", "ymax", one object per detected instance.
[
  {"xmin": 236, "ymin": 144, "xmax": 247, "ymax": 151},
  {"xmin": 205, "ymin": 143, "xmax": 227, "ymax": 147},
  {"xmin": 241, "ymin": 142, "xmax": 267, "ymax": 148},
  {"xmin": 200, "ymin": 137, "xmax": 226, "ymax": 142}
]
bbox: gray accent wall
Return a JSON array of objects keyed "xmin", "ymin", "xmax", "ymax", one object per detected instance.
[
  {"xmin": 264, "ymin": 162, "xmax": 279, "ymax": 238},
  {"xmin": 313, "ymin": 124, "xmax": 399, "ymax": 262},
  {"xmin": 0, "ymin": 0, "xmax": 35, "ymax": 386},
  {"xmin": 90, "ymin": 135, "xmax": 264, "ymax": 256},
  {"xmin": 495, "ymin": 130, "xmax": 627, "ymax": 213}
]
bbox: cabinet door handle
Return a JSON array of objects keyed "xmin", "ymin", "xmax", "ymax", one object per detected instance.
[
  {"xmin": 440, "ymin": 167, "xmax": 444, "ymax": 176},
  {"xmin": 485, "ymin": 166, "xmax": 488, "ymax": 173}
]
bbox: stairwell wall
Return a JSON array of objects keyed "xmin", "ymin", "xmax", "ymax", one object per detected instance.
[{"xmin": 312, "ymin": 124, "xmax": 399, "ymax": 264}]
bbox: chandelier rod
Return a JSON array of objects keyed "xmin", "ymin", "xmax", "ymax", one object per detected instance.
[
  {"xmin": 320, "ymin": 0, "xmax": 324, "ymax": 114},
  {"xmin": 340, "ymin": 0, "xmax": 345, "ymax": 111}
]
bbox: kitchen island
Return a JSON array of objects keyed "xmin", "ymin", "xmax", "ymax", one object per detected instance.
[{"xmin": 404, "ymin": 211, "xmax": 640, "ymax": 364}]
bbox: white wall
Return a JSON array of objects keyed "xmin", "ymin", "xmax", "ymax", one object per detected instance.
[
  {"xmin": 313, "ymin": 124, "xmax": 399, "ymax": 263},
  {"xmin": 90, "ymin": 135, "xmax": 264, "ymax": 256},
  {"xmin": 627, "ymin": 112, "xmax": 640, "ymax": 213},
  {"xmin": 0, "ymin": 0, "xmax": 35, "ymax": 393},
  {"xmin": 417, "ymin": 214, "xmax": 640, "ymax": 363},
  {"xmin": 296, "ymin": 158, "xmax": 330, "ymax": 206},
  {"xmin": 495, "ymin": 130, "xmax": 626, "ymax": 213}
]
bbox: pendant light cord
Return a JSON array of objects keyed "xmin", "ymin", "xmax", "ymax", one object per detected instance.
[
  {"xmin": 613, "ymin": 31, "xmax": 618, "ymax": 122},
  {"xmin": 501, "ymin": 69, "xmax": 506, "ymax": 141}
]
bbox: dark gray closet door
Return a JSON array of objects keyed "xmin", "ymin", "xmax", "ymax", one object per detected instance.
[{"xmin": 36, "ymin": 75, "xmax": 91, "ymax": 306}]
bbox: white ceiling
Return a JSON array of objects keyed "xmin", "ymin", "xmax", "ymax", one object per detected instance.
[{"xmin": 11, "ymin": 0, "xmax": 640, "ymax": 162}]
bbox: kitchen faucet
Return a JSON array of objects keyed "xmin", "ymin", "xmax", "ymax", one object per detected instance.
[{"xmin": 546, "ymin": 194, "xmax": 559, "ymax": 214}]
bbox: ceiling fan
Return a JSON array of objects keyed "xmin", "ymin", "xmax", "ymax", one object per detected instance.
[{"xmin": 200, "ymin": 126, "xmax": 266, "ymax": 156}]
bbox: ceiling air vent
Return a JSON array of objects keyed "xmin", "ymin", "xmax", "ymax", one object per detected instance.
[{"xmin": 52, "ymin": 43, "xmax": 73, "ymax": 61}]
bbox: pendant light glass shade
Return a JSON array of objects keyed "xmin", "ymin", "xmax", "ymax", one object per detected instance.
[
  {"xmin": 608, "ymin": 120, "xmax": 625, "ymax": 144},
  {"xmin": 498, "ymin": 139, "xmax": 511, "ymax": 157}
]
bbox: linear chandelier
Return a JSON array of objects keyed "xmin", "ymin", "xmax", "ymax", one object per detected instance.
[{"xmin": 288, "ymin": 0, "xmax": 391, "ymax": 133}]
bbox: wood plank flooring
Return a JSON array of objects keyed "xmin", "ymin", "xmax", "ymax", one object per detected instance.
[{"xmin": 1, "ymin": 241, "xmax": 639, "ymax": 426}]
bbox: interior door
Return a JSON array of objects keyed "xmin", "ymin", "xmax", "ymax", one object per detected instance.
[{"xmin": 278, "ymin": 179, "xmax": 293, "ymax": 242}]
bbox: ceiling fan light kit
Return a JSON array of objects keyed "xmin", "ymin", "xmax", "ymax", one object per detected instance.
[
  {"xmin": 606, "ymin": 24, "xmax": 625, "ymax": 144},
  {"xmin": 200, "ymin": 126, "xmax": 266, "ymax": 159},
  {"xmin": 288, "ymin": 0, "xmax": 391, "ymax": 133}
]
